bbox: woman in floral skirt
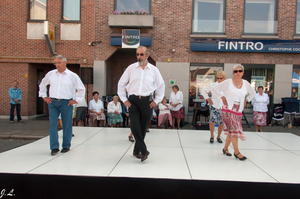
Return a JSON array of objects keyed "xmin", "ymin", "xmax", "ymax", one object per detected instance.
[{"xmin": 212, "ymin": 64, "xmax": 256, "ymax": 161}]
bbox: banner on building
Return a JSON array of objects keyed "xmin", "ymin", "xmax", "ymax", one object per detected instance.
[
  {"xmin": 44, "ymin": 21, "xmax": 56, "ymax": 55},
  {"xmin": 111, "ymin": 33, "xmax": 151, "ymax": 46},
  {"xmin": 191, "ymin": 39, "xmax": 300, "ymax": 53},
  {"xmin": 122, "ymin": 29, "xmax": 140, "ymax": 48}
]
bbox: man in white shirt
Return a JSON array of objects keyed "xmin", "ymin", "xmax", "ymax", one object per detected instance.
[
  {"xmin": 118, "ymin": 46, "xmax": 165, "ymax": 162},
  {"xmin": 39, "ymin": 55, "xmax": 85, "ymax": 156}
]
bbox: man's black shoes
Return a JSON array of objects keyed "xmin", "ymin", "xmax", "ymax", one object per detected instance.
[
  {"xmin": 141, "ymin": 151, "xmax": 150, "ymax": 162},
  {"xmin": 51, "ymin": 149, "xmax": 60, "ymax": 156},
  {"xmin": 61, "ymin": 148, "xmax": 70, "ymax": 153}
]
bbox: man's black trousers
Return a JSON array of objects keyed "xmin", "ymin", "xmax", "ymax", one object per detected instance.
[{"xmin": 128, "ymin": 95, "xmax": 152, "ymax": 155}]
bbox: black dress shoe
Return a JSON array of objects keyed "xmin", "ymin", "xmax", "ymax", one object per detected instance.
[
  {"xmin": 234, "ymin": 153, "xmax": 247, "ymax": 161},
  {"xmin": 61, "ymin": 148, "xmax": 70, "ymax": 153},
  {"xmin": 141, "ymin": 151, "xmax": 150, "ymax": 162},
  {"xmin": 217, "ymin": 137, "xmax": 223, "ymax": 143},
  {"xmin": 51, "ymin": 149, "xmax": 60, "ymax": 156},
  {"xmin": 133, "ymin": 152, "xmax": 142, "ymax": 159},
  {"xmin": 129, "ymin": 136, "xmax": 134, "ymax": 142},
  {"xmin": 222, "ymin": 148, "xmax": 232, "ymax": 156}
]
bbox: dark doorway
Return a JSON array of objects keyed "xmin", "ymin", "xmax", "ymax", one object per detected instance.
[
  {"xmin": 106, "ymin": 49, "xmax": 156, "ymax": 96},
  {"xmin": 37, "ymin": 70, "xmax": 44, "ymax": 114},
  {"xmin": 29, "ymin": 63, "xmax": 80, "ymax": 115}
]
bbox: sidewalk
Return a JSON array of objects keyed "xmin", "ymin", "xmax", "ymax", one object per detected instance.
[
  {"xmin": 0, "ymin": 116, "xmax": 50, "ymax": 140},
  {"xmin": 0, "ymin": 115, "xmax": 299, "ymax": 140}
]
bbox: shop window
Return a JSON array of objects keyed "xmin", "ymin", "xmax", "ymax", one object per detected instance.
[
  {"xmin": 192, "ymin": 0, "xmax": 225, "ymax": 33},
  {"xmin": 29, "ymin": 0, "xmax": 47, "ymax": 21},
  {"xmin": 292, "ymin": 66, "xmax": 300, "ymax": 100},
  {"xmin": 244, "ymin": 0, "xmax": 277, "ymax": 34},
  {"xmin": 115, "ymin": 0, "xmax": 151, "ymax": 13},
  {"xmin": 296, "ymin": 0, "xmax": 300, "ymax": 34},
  {"xmin": 189, "ymin": 65, "xmax": 223, "ymax": 112},
  {"xmin": 243, "ymin": 65, "xmax": 274, "ymax": 110},
  {"xmin": 62, "ymin": 0, "xmax": 81, "ymax": 21}
]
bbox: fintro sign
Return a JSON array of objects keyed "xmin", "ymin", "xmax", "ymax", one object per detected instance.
[
  {"xmin": 122, "ymin": 29, "xmax": 140, "ymax": 49},
  {"xmin": 191, "ymin": 39, "xmax": 300, "ymax": 53}
]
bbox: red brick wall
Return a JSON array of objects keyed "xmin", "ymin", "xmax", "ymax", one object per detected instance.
[
  {"xmin": 0, "ymin": 0, "xmax": 95, "ymax": 116},
  {"xmin": 2, "ymin": 0, "xmax": 300, "ymax": 116},
  {"xmin": 92, "ymin": 0, "xmax": 300, "ymax": 65}
]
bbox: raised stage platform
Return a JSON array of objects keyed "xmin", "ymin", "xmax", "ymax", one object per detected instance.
[{"xmin": 1, "ymin": 127, "xmax": 300, "ymax": 198}]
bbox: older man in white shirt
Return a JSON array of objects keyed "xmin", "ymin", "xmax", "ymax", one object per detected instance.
[
  {"xmin": 118, "ymin": 46, "xmax": 165, "ymax": 162},
  {"xmin": 39, "ymin": 55, "xmax": 85, "ymax": 156}
]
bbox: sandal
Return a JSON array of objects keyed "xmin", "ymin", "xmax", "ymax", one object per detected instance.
[
  {"xmin": 217, "ymin": 137, "xmax": 223, "ymax": 143},
  {"xmin": 210, "ymin": 137, "xmax": 214, "ymax": 143},
  {"xmin": 128, "ymin": 136, "xmax": 134, "ymax": 142}
]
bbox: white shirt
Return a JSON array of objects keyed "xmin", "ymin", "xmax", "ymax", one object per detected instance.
[
  {"xmin": 212, "ymin": 78, "xmax": 256, "ymax": 112},
  {"xmin": 159, "ymin": 103, "xmax": 172, "ymax": 115},
  {"xmin": 89, "ymin": 99, "xmax": 104, "ymax": 113},
  {"xmin": 75, "ymin": 92, "xmax": 87, "ymax": 107},
  {"xmin": 107, "ymin": 101, "xmax": 122, "ymax": 114},
  {"xmin": 117, "ymin": 62, "xmax": 165, "ymax": 105},
  {"xmin": 252, "ymin": 93, "xmax": 269, "ymax": 112},
  {"xmin": 201, "ymin": 82, "xmax": 223, "ymax": 109},
  {"xmin": 39, "ymin": 68, "xmax": 85, "ymax": 102},
  {"xmin": 169, "ymin": 90, "xmax": 183, "ymax": 111}
]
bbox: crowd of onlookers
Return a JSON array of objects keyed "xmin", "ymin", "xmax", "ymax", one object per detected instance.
[{"xmin": 71, "ymin": 85, "xmax": 186, "ymax": 131}]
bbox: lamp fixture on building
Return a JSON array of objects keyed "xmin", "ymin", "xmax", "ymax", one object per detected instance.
[{"xmin": 88, "ymin": 41, "xmax": 102, "ymax": 46}]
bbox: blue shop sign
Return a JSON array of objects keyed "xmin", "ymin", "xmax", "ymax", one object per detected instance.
[
  {"xmin": 111, "ymin": 33, "xmax": 152, "ymax": 46},
  {"xmin": 191, "ymin": 39, "xmax": 300, "ymax": 53}
]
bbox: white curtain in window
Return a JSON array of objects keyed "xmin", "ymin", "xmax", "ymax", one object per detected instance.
[
  {"xmin": 63, "ymin": 0, "xmax": 80, "ymax": 21},
  {"xmin": 30, "ymin": 0, "xmax": 47, "ymax": 20},
  {"xmin": 193, "ymin": 0, "xmax": 224, "ymax": 33},
  {"xmin": 244, "ymin": 0, "xmax": 276, "ymax": 34},
  {"xmin": 296, "ymin": 0, "xmax": 300, "ymax": 33}
]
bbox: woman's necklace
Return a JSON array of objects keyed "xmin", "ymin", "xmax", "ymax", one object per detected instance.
[{"xmin": 233, "ymin": 79, "xmax": 243, "ymax": 89}]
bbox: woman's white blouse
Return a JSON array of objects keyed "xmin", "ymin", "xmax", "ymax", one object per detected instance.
[
  {"xmin": 88, "ymin": 99, "xmax": 104, "ymax": 113},
  {"xmin": 212, "ymin": 78, "xmax": 256, "ymax": 112},
  {"xmin": 159, "ymin": 103, "xmax": 172, "ymax": 115},
  {"xmin": 201, "ymin": 82, "xmax": 223, "ymax": 109},
  {"xmin": 107, "ymin": 101, "xmax": 122, "ymax": 114},
  {"xmin": 252, "ymin": 93, "xmax": 269, "ymax": 112},
  {"xmin": 169, "ymin": 91, "xmax": 183, "ymax": 111}
]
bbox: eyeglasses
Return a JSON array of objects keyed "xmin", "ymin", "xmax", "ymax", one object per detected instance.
[
  {"xmin": 234, "ymin": 70, "xmax": 243, "ymax": 73},
  {"xmin": 217, "ymin": 77, "xmax": 223, "ymax": 80},
  {"xmin": 136, "ymin": 53, "xmax": 145, "ymax": 56}
]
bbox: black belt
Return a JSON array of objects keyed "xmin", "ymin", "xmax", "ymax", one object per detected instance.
[
  {"xmin": 130, "ymin": 95, "xmax": 150, "ymax": 100},
  {"xmin": 51, "ymin": 98, "xmax": 71, "ymax": 101}
]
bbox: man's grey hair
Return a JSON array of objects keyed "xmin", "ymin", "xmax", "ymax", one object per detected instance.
[
  {"xmin": 55, "ymin": 55, "xmax": 67, "ymax": 62},
  {"xmin": 232, "ymin": 64, "xmax": 244, "ymax": 72},
  {"xmin": 137, "ymin": 46, "xmax": 150, "ymax": 56}
]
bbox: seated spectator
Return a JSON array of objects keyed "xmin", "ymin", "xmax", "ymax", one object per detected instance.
[
  {"xmin": 147, "ymin": 108, "xmax": 158, "ymax": 132},
  {"xmin": 107, "ymin": 95, "xmax": 123, "ymax": 127},
  {"xmin": 89, "ymin": 91, "xmax": 106, "ymax": 127},
  {"xmin": 121, "ymin": 102, "xmax": 128, "ymax": 127},
  {"xmin": 158, "ymin": 97, "xmax": 172, "ymax": 129},
  {"xmin": 75, "ymin": 90, "xmax": 88, "ymax": 126}
]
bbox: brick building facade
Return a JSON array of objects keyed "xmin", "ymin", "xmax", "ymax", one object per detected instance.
[{"xmin": 1, "ymin": 0, "xmax": 300, "ymax": 122}]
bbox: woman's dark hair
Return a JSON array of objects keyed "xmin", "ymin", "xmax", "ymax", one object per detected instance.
[
  {"xmin": 172, "ymin": 85, "xmax": 179, "ymax": 91},
  {"xmin": 257, "ymin": 86, "xmax": 264, "ymax": 90},
  {"xmin": 92, "ymin": 91, "xmax": 99, "ymax": 96}
]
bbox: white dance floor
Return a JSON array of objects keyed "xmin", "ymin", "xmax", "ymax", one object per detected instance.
[{"xmin": 1, "ymin": 127, "xmax": 300, "ymax": 184}]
